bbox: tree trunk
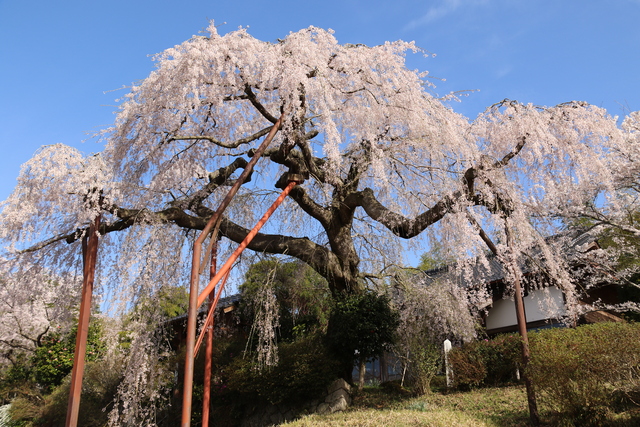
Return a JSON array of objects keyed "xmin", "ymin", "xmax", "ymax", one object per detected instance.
[
  {"xmin": 358, "ymin": 359, "xmax": 366, "ymax": 390},
  {"xmin": 380, "ymin": 352, "xmax": 388, "ymax": 383}
]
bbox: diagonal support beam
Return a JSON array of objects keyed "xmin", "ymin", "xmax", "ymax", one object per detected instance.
[{"xmin": 181, "ymin": 115, "xmax": 284, "ymax": 427}]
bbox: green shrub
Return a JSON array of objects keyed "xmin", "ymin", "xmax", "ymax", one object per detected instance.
[
  {"xmin": 448, "ymin": 334, "xmax": 522, "ymax": 389},
  {"xmin": 406, "ymin": 341, "xmax": 441, "ymax": 395},
  {"xmin": 527, "ymin": 322, "xmax": 640, "ymax": 425},
  {"xmin": 32, "ymin": 321, "xmax": 104, "ymax": 392},
  {"xmin": 224, "ymin": 335, "xmax": 339, "ymax": 406},
  {"xmin": 6, "ymin": 389, "xmax": 44, "ymax": 426},
  {"xmin": 447, "ymin": 345, "xmax": 486, "ymax": 389},
  {"xmin": 327, "ymin": 291, "xmax": 399, "ymax": 382},
  {"xmin": 36, "ymin": 357, "xmax": 124, "ymax": 427},
  {"xmin": 0, "ymin": 363, "xmax": 32, "ymax": 405},
  {"xmin": 477, "ymin": 334, "xmax": 522, "ymax": 386}
]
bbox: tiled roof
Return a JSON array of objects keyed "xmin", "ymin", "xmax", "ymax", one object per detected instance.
[
  {"xmin": 163, "ymin": 293, "xmax": 241, "ymax": 325},
  {"xmin": 412, "ymin": 230, "xmax": 598, "ymax": 289}
]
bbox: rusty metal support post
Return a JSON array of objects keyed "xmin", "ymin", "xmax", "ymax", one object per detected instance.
[
  {"xmin": 470, "ymin": 213, "xmax": 539, "ymax": 426},
  {"xmin": 65, "ymin": 214, "xmax": 101, "ymax": 427},
  {"xmin": 504, "ymin": 222, "xmax": 540, "ymax": 427},
  {"xmin": 181, "ymin": 115, "xmax": 283, "ymax": 427},
  {"xmin": 202, "ymin": 241, "xmax": 217, "ymax": 427}
]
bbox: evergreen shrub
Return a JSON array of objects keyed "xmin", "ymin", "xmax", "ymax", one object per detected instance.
[
  {"xmin": 223, "ymin": 335, "xmax": 339, "ymax": 406},
  {"xmin": 527, "ymin": 322, "xmax": 640, "ymax": 425},
  {"xmin": 448, "ymin": 333, "xmax": 521, "ymax": 389}
]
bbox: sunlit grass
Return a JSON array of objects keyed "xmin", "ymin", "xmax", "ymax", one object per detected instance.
[
  {"xmin": 284, "ymin": 380, "xmax": 640, "ymax": 427},
  {"xmin": 283, "ymin": 408, "xmax": 494, "ymax": 427},
  {"xmin": 284, "ymin": 384, "xmax": 532, "ymax": 427}
]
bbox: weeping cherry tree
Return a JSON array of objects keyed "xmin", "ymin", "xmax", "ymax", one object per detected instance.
[{"xmin": 0, "ymin": 22, "xmax": 638, "ymax": 424}]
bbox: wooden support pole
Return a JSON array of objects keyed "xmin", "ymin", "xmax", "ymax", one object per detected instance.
[
  {"xmin": 181, "ymin": 115, "xmax": 283, "ymax": 427},
  {"xmin": 65, "ymin": 214, "xmax": 100, "ymax": 427},
  {"xmin": 504, "ymin": 222, "xmax": 540, "ymax": 427},
  {"xmin": 468, "ymin": 212, "xmax": 539, "ymax": 426},
  {"xmin": 201, "ymin": 242, "xmax": 217, "ymax": 427}
]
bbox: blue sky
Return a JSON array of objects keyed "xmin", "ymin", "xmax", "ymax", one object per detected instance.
[{"xmin": 1, "ymin": 0, "xmax": 638, "ymax": 204}]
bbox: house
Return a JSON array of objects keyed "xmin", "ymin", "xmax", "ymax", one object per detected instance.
[
  {"xmin": 164, "ymin": 293, "xmax": 243, "ymax": 351},
  {"xmin": 413, "ymin": 231, "xmax": 624, "ymax": 336}
]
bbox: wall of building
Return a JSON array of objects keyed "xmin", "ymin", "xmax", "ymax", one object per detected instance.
[{"xmin": 485, "ymin": 286, "xmax": 566, "ymax": 332}]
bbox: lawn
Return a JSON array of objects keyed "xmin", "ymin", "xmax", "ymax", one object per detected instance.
[{"xmin": 283, "ymin": 382, "xmax": 640, "ymax": 427}]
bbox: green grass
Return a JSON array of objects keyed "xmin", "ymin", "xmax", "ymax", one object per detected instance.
[
  {"xmin": 283, "ymin": 382, "xmax": 640, "ymax": 427},
  {"xmin": 284, "ymin": 384, "xmax": 531, "ymax": 427}
]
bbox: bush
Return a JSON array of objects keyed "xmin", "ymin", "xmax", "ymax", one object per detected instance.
[
  {"xmin": 447, "ymin": 346, "xmax": 486, "ymax": 389},
  {"xmin": 327, "ymin": 291, "xmax": 399, "ymax": 382},
  {"xmin": 527, "ymin": 322, "xmax": 640, "ymax": 425},
  {"xmin": 405, "ymin": 341, "xmax": 441, "ymax": 395},
  {"xmin": 447, "ymin": 334, "xmax": 522, "ymax": 389},
  {"xmin": 32, "ymin": 321, "xmax": 104, "ymax": 392},
  {"xmin": 36, "ymin": 357, "xmax": 124, "ymax": 427},
  {"xmin": 224, "ymin": 335, "xmax": 339, "ymax": 406}
]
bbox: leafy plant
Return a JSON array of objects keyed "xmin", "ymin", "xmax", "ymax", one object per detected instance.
[
  {"xmin": 240, "ymin": 258, "xmax": 332, "ymax": 342},
  {"xmin": 527, "ymin": 322, "xmax": 640, "ymax": 425},
  {"xmin": 222, "ymin": 335, "xmax": 339, "ymax": 407},
  {"xmin": 447, "ymin": 334, "xmax": 522, "ymax": 389},
  {"xmin": 327, "ymin": 291, "xmax": 399, "ymax": 385},
  {"xmin": 31, "ymin": 320, "xmax": 104, "ymax": 392}
]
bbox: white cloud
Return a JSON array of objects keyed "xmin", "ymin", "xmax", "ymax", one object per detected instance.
[
  {"xmin": 495, "ymin": 64, "xmax": 513, "ymax": 79},
  {"xmin": 404, "ymin": 0, "xmax": 491, "ymax": 31},
  {"xmin": 404, "ymin": 0, "xmax": 463, "ymax": 30}
]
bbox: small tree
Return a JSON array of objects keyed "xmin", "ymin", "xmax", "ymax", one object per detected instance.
[
  {"xmin": 327, "ymin": 291, "xmax": 399, "ymax": 388},
  {"xmin": 392, "ymin": 271, "xmax": 477, "ymax": 394}
]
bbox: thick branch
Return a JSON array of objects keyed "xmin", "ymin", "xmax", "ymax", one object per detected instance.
[
  {"xmin": 297, "ymin": 137, "xmax": 329, "ymax": 184},
  {"xmin": 287, "ymin": 186, "xmax": 332, "ymax": 226},
  {"xmin": 176, "ymin": 157, "xmax": 249, "ymax": 211},
  {"xmin": 353, "ymin": 187, "xmax": 465, "ymax": 238},
  {"xmin": 217, "ymin": 217, "xmax": 348, "ymax": 292},
  {"xmin": 244, "ymin": 85, "xmax": 279, "ymax": 123},
  {"xmin": 354, "ymin": 136, "xmax": 529, "ymax": 239}
]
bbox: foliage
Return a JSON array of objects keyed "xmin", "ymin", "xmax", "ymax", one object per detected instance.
[
  {"xmin": 223, "ymin": 335, "xmax": 339, "ymax": 407},
  {"xmin": 447, "ymin": 346, "xmax": 487, "ymax": 389},
  {"xmin": 405, "ymin": 341, "xmax": 441, "ymax": 396},
  {"xmin": 154, "ymin": 285, "xmax": 190, "ymax": 319},
  {"xmin": 417, "ymin": 240, "xmax": 455, "ymax": 272},
  {"xmin": 447, "ymin": 334, "xmax": 522, "ymax": 389},
  {"xmin": 127, "ymin": 285, "xmax": 190, "ymax": 324},
  {"xmin": 240, "ymin": 258, "xmax": 331, "ymax": 341},
  {"xmin": 0, "ymin": 362, "xmax": 31, "ymax": 405},
  {"xmin": 32, "ymin": 357, "xmax": 124, "ymax": 427},
  {"xmin": 327, "ymin": 291, "xmax": 399, "ymax": 380},
  {"xmin": 0, "ymin": 319, "xmax": 107, "ymax": 426},
  {"xmin": 0, "ymin": 317, "xmax": 104, "ymax": 418},
  {"xmin": 31, "ymin": 320, "xmax": 104, "ymax": 392},
  {"xmin": 239, "ymin": 258, "xmax": 331, "ymax": 370},
  {"xmin": 527, "ymin": 322, "xmax": 640, "ymax": 425}
]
